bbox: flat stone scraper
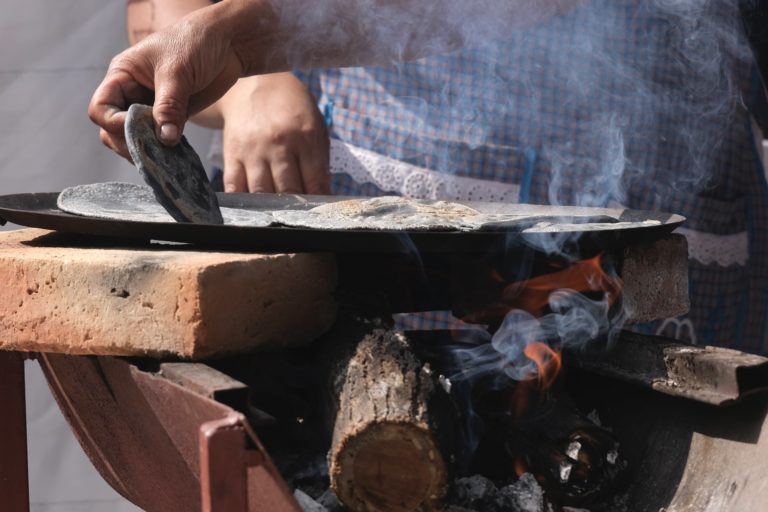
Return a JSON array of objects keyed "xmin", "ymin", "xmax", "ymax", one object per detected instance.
[{"xmin": 124, "ymin": 103, "xmax": 223, "ymax": 224}]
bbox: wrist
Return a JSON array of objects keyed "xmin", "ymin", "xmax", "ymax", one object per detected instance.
[{"xmin": 217, "ymin": 76, "xmax": 257, "ymax": 120}]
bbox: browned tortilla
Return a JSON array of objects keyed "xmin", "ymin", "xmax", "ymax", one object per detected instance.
[{"xmin": 272, "ymin": 196, "xmax": 487, "ymax": 231}]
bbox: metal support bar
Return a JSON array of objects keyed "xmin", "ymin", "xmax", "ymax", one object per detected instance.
[
  {"xmin": 200, "ymin": 414, "xmax": 300, "ymax": 512},
  {"xmin": 569, "ymin": 331, "xmax": 768, "ymax": 406},
  {"xmin": 0, "ymin": 351, "xmax": 30, "ymax": 511},
  {"xmin": 160, "ymin": 363, "xmax": 250, "ymax": 412}
]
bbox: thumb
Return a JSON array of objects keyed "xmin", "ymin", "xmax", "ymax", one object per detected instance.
[{"xmin": 152, "ymin": 70, "xmax": 191, "ymax": 146}]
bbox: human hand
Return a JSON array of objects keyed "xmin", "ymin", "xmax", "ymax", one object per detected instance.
[
  {"xmin": 216, "ymin": 73, "xmax": 330, "ymax": 194},
  {"xmin": 88, "ymin": 3, "xmax": 245, "ymax": 158}
]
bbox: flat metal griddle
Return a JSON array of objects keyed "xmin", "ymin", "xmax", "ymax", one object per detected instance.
[{"xmin": 0, "ymin": 191, "xmax": 685, "ymax": 253}]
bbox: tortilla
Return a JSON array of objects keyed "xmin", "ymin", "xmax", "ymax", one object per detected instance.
[
  {"xmin": 60, "ymin": 183, "xmax": 614, "ymax": 233},
  {"xmin": 57, "ymin": 182, "xmax": 273, "ymax": 227},
  {"xmin": 125, "ymin": 104, "xmax": 224, "ymax": 224},
  {"xmin": 272, "ymin": 196, "xmax": 488, "ymax": 231}
]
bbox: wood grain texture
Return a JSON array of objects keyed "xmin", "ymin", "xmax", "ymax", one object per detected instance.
[{"xmin": 329, "ymin": 329, "xmax": 454, "ymax": 512}]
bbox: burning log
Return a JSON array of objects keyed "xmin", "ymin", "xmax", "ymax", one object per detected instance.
[{"xmin": 327, "ymin": 328, "xmax": 456, "ymax": 511}]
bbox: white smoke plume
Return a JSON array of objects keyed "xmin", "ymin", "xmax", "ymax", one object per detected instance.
[{"xmin": 275, "ymin": 0, "xmax": 757, "ymax": 405}]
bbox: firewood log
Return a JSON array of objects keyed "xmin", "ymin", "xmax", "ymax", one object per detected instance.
[{"xmin": 328, "ymin": 328, "xmax": 455, "ymax": 512}]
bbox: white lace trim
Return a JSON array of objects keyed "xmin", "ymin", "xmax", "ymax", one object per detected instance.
[
  {"xmin": 676, "ymin": 227, "xmax": 748, "ymax": 267},
  {"xmin": 330, "ymin": 139, "xmax": 521, "ymax": 202}
]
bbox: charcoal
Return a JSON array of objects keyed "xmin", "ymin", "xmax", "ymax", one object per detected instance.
[
  {"xmin": 498, "ymin": 473, "xmax": 546, "ymax": 512},
  {"xmin": 453, "ymin": 475, "xmax": 500, "ymax": 509},
  {"xmin": 125, "ymin": 103, "xmax": 223, "ymax": 224},
  {"xmin": 452, "ymin": 474, "xmax": 549, "ymax": 512}
]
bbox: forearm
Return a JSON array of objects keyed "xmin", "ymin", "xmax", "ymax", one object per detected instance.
[
  {"xmin": 127, "ymin": 0, "xmax": 212, "ymax": 45},
  {"xmin": 210, "ymin": 0, "xmax": 579, "ymax": 75},
  {"xmin": 91, "ymin": 0, "xmax": 576, "ymax": 154}
]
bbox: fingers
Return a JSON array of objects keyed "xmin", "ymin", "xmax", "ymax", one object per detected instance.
[
  {"xmin": 152, "ymin": 45, "xmax": 241, "ymax": 146},
  {"xmin": 223, "ymin": 157, "xmax": 310, "ymax": 194},
  {"xmin": 152, "ymin": 67, "xmax": 192, "ymax": 146},
  {"xmin": 298, "ymin": 138, "xmax": 331, "ymax": 195},
  {"xmin": 224, "ymin": 146, "xmax": 329, "ymax": 195},
  {"xmin": 271, "ymin": 153, "xmax": 304, "ymax": 194},
  {"xmin": 245, "ymin": 161, "xmax": 276, "ymax": 193},
  {"xmin": 89, "ymin": 66, "xmax": 152, "ymax": 158},
  {"xmin": 99, "ymin": 128, "xmax": 130, "ymax": 160},
  {"xmin": 223, "ymin": 159, "xmax": 248, "ymax": 193}
]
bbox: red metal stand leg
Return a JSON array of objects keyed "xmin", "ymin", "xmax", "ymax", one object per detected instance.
[
  {"xmin": 200, "ymin": 414, "xmax": 300, "ymax": 512},
  {"xmin": 0, "ymin": 352, "xmax": 30, "ymax": 512}
]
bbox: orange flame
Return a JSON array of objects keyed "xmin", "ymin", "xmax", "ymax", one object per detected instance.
[
  {"xmin": 465, "ymin": 254, "xmax": 622, "ymax": 325},
  {"xmin": 510, "ymin": 341, "xmax": 563, "ymax": 419},
  {"xmin": 523, "ymin": 341, "xmax": 562, "ymax": 391},
  {"xmin": 472, "ymin": 255, "xmax": 618, "ymax": 421},
  {"xmin": 514, "ymin": 457, "xmax": 528, "ymax": 477}
]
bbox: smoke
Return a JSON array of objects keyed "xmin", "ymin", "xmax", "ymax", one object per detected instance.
[
  {"xmin": 278, "ymin": 0, "xmax": 754, "ymax": 246},
  {"xmin": 275, "ymin": 0, "xmax": 757, "ymax": 455},
  {"xmin": 269, "ymin": 1, "xmax": 571, "ymax": 67},
  {"xmin": 449, "ymin": 290, "xmax": 618, "ymax": 383}
]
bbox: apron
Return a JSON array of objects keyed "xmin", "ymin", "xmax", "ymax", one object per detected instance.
[{"xmin": 293, "ymin": 0, "xmax": 768, "ymax": 353}]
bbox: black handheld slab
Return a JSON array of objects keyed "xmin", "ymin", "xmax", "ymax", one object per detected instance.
[{"xmin": 124, "ymin": 104, "xmax": 223, "ymax": 224}]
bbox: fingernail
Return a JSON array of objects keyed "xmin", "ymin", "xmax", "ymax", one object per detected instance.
[
  {"xmin": 224, "ymin": 184, "xmax": 235, "ymax": 193},
  {"xmin": 160, "ymin": 124, "xmax": 178, "ymax": 143}
]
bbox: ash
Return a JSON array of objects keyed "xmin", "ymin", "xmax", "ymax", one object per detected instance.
[
  {"xmin": 450, "ymin": 474, "xmax": 551, "ymax": 512},
  {"xmin": 293, "ymin": 473, "xmax": 555, "ymax": 512},
  {"xmin": 294, "ymin": 488, "xmax": 343, "ymax": 512},
  {"xmin": 292, "ymin": 469, "xmax": 633, "ymax": 512},
  {"xmin": 287, "ymin": 453, "xmax": 630, "ymax": 512}
]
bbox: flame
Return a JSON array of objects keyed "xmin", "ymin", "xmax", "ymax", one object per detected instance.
[
  {"xmin": 510, "ymin": 341, "xmax": 563, "ymax": 419},
  {"xmin": 514, "ymin": 457, "xmax": 528, "ymax": 477},
  {"xmin": 465, "ymin": 254, "xmax": 622, "ymax": 325},
  {"xmin": 523, "ymin": 342, "xmax": 562, "ymax": 391}
]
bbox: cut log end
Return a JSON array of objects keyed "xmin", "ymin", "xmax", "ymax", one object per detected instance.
[
  {"xmin": 325, "ymin": 328, "xmax": 454, "ymax": 511},
  {"xmin": 332, "ymin": 422, "xmax": 447, "ymax": 512}
]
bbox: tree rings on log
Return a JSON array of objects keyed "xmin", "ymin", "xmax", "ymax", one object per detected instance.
[{"xmin": 329, "ymin": 329, "xmax": 453, "ymax": 511}]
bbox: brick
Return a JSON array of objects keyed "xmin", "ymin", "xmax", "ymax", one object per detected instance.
[
  {"xmin": 621, "ymin": 234, "xmax": 690, "ymax": 324},
  {"xmin": 0, "ymin": 229, "xmax": 337, "ymax": 359}
]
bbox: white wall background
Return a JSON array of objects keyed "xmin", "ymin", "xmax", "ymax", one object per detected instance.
[{"xmin": 1, "ymin": 1, "xmax": 213, "ymax": 510}]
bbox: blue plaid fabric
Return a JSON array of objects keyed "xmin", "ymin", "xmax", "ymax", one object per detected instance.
[{"xmin": 296, "ymin": 0, "xmax": 768, "ymax": 353}]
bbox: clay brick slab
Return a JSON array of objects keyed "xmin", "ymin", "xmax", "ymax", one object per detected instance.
[
  {"xmin": 621, "ymin": 234, "xmax": 689, "ymax": 324},
  {"xmin": 0, "ymin": 229, "xmax": 337, "ymax": 359}
]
